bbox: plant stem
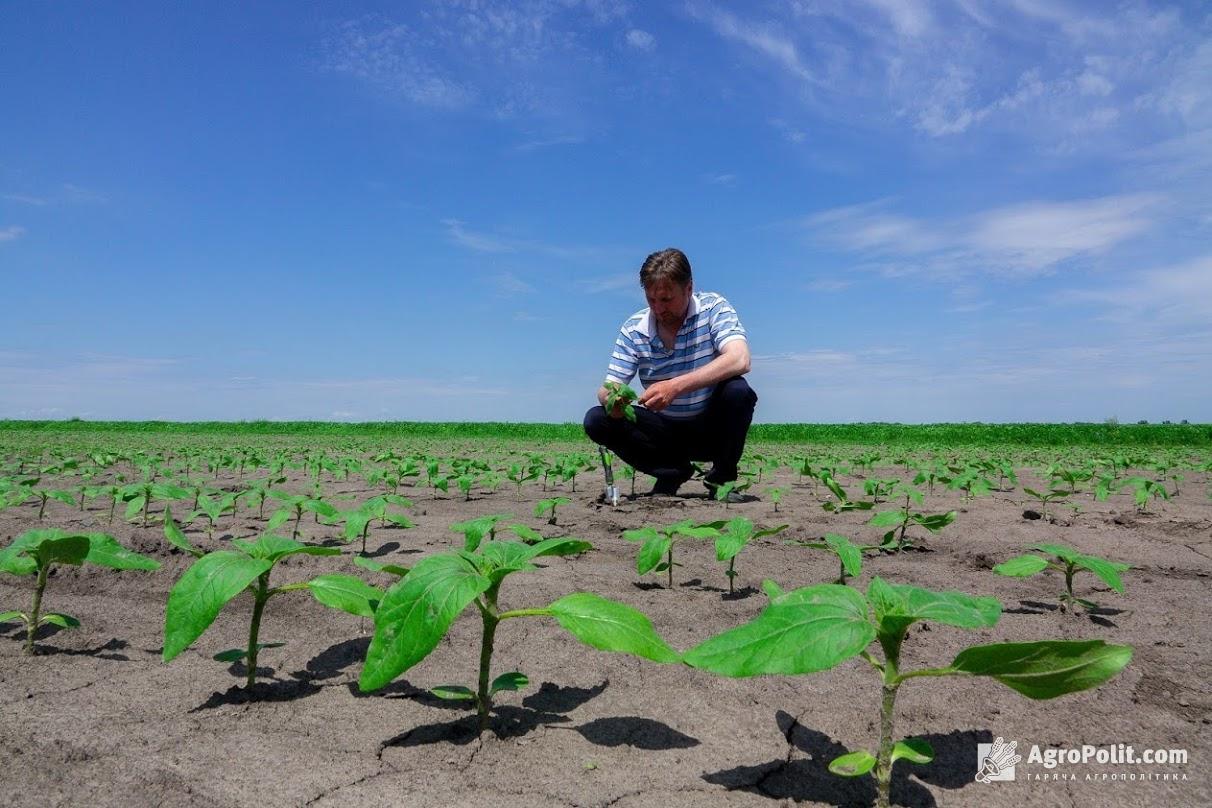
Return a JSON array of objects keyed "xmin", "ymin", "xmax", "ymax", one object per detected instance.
[
  {"xmin": 666, "ymin": 546, "xmax": 674, "ymax": 588},
  {"xmin": 727, "ymin": 558, "xmax": 736, "ymax": 594},
  {"xmin": 25, "ymin": 564, "xmax": 50, "ymax": 656},
  {"xmin": 475, "ymin": 583, "xmax": 502, "ymax": 735},
  {"xmin": 245, "ymin": 573, "xmax": 270, "ymax": 689}
]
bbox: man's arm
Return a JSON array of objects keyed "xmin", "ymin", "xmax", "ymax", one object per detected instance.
[{"xmin": 637, "ymin": 339, "xmax": 750, "ymax": 412}]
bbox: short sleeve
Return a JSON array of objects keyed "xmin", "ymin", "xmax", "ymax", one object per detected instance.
[
  {"xmin": 605, "ymin": 328, "xmax": 638, "ymax": 385},
  {"xmin": 708, "ymin": 297, "xmax": 747, "ymax": 351}
]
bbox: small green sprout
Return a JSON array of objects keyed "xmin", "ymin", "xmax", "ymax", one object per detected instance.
[
  {"xmin": 714, "ymin": 518, "xmax": 788, "ymax": 594},
  {"xmin": 603, "ymin": 380, "xmax": 639, "ymax": 422},
  {"xmin": 790, "ymin": 533, "xmax": 880, "ymax": 585},
  {"xmin": 622, "ymin": 519, "xmax": 723, "ymax": 588},
  {"xmin": 994, "ymin": 543, "xmax": 1129, "ymax": 612},
  {"xmin": 1, "ymin": 529, "xmax": 159, "ymax": 655},
  {"xmin": 1022, "ymin": 487, "xmax": 1071, "ymax": 521},
  {"xmin": 535, "ymin": 496, "xmax": 571, "ymax": 526}
]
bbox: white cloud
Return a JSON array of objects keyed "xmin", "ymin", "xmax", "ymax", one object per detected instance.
[
  {"xmin": 626, "ymin": 29, "xmax": 655, "ymax": 50},
  {"xmin": 581, "ymin": 273, "xmax": 635, "ymax": 294},
  {"xmin": 704, "ymin": 173, "xmax": 736, "ymax": 185},
  {"xmin": 0, "ymin": 225, "xmax": 26, "ymax": 242},
  {"xmin": 493, "ymin": 271, "xmax": 534, "ymax": 294},
  {"xmin": 441, "ymin": 218, "xmax": 631, "ymax": 263},
  {"xmin": 2, "ymin": 194, "xmax": 47, "ymax": 206},
  {"xmin": 442, "ymin": 219, "xmax": 515, "ymax": 253},
  {"xmin": 803, "ymin": 193, "xmax": 1162, "ymax": 278},
  {"xmin": 686, "ymin": 2, "xmax": 817, "ymax": 84},
  {"xmin": 1057, "ymin": 253, "xmax": 1212, "ymax": 326}
]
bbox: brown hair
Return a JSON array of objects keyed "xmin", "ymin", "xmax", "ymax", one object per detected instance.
[{"xmin": 639, "ymin": 248, "xmax": 692, "ymax": 289}]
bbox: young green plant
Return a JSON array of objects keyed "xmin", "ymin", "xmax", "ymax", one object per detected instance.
[
  {"xmin": 622, "ymin": 519, "xmax": 723, "ymax": 588},
  {"xmin": 359, "ymin": 534, "xmax": 678, "ymax": 734},
  {"xmin": 684, "ymin": 578, "xmax": 1132, "ymax": 808},
  {"xmin": 714, "ymin": 517, "xmax": 787, "ymax": 594},
  {"xmin": 994, "ymin": 543, "xmax": 1129, "ymax": 612},
  {"xmin": 1, "ymin": 529, "xmax": 159, "ymax": 655}
]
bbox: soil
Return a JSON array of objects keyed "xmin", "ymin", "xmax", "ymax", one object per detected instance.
[{"xmin": 1, "ymin": 452, "xmax": 1209, "ymax": 807}]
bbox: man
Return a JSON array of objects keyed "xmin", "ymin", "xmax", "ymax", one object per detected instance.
[{"xmin": 583, "ymin": 247, "xmax": 758, "ymax": 497}]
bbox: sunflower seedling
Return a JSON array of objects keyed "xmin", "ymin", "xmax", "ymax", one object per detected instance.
[
  {"xmin": 1022, "ymin": 487, "xmax": 1070, "ymax": 521},
  {"xmin": 163, "ymin": 535, "xmax": 381, "ymax": 688},
  {"xmin": 714, "ymin": 517, "xmax": 787, "ymax": 594},
  {"xmin": 790, "ymin": 532, "xmax": 879, "ymax": 585},
  {"xmin": 535, "ymin": 496, "xmax": 570, "ymax": 526},
  {"xmin": 1, "ymin": 529, "xmax": 159, "ymax": 655},
  {"xmin": 603, "ymin": 380, "xmax": 639, "ymax": 422},
  {"xmin": 994, "ymin": 543, "xmax": 1129, "ymax": 612},
  {"xmin": 622, "ymin": 519, "xmax": 723, "ymax": 588},
  {"xmin": 685, "ymin": 578, "xmax": 1132, "ymax": 808},
  {"xmin": 867, "ymin": 489, "xmax": 956, "ymax": 552},
  {"xmin": 359, "ymin": 536, "xmax": 678, "ymax": 734}
]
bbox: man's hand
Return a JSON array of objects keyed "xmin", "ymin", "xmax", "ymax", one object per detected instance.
[{"xmin": 638, "ymin": 378, "xmax": 684, "ymax": 413}]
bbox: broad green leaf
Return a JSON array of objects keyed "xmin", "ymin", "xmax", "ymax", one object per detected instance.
[
  {"xmin": 546, "ymin": 593, "xmax": 680, "ymax": 663},
  {"xmin": 341, "ymin": 512, "xmax": 371, "ymax": 542},
  {"xmin": 868, "ymin": 578, "xmax": 1000, "ymax": 636},
  {"xmin": 684, "ymin": 584, "xmax": 875, "ymax": 677},
  {"xmin": 490, "ymin": 671, "xmax": 529, "ymax": 694},
  {"xmin": 761, "ymin": 579, "xmax": 784, "ymax": 600},
  {"xmin": 950, "ymin": 640, "xmax": 1133, "ymax": 700},
  {"xmin": 449, "ymin": 514, "xmax": 505, "ymax": 552},
  {"xmin": 354, "ymin": 556, "xmax": 409, "ymax": 577},
  {"xmin": 869, "ymin": 510, "xmax": 907, "ymax": 528},
  {"xmin": 828, "ymin": 750, "xmax": 876, "ymax": 777},
  {"xmin": 307, "ymin": 574, "xmax": 383, "ymax": 618},
  {"xmin": 505, "ymin": 523, "xmax": 545, "ymax": 543},
  {"xmin": 1032, "ymin": 543, "xmax": 1080, "ymax": 562},
  {"xmin": 993, "ymin": 555, "xmax": 1049, "ymax": 577},
  {"xmin": 124, "ymin": 496, "xmax": 146, "ymax": 520},
  {"xmin": 83, "ymin": 533, "xmax": 160, "ymax": 571},
  {"xmin": 621, "ymin": 527, "xmax": 659, "ymax": 543},
  {"xmin": 431, "ymin": 685, "xmax": 476, "ymax": 701},
  {"xmin": 825, "ymin": 534, "xmax": 863, "ymax": 579},
  {"xmin": 0, "ymin": 530, "xmax": 48, "ymax": 576},
  {"xmin": 233, "ymin": 535, "xmax": 340, "ymax": 563},
  {"xmin": 527, "ymin": 537, "xmax": 592, "ymax": 558},
  {"xmin": 636, "ymin": 535, "xmax": 672, "ymax": 576},
  {"xmin": 360, "ymin": 553, "xmax": 491, "ymax": 691},
  {"xmin": 915, "ymin": 511, "xmax": 956, "ymax": 532},
  {"xmin": 478, "ymin": 541, "xmax": 539, "ymax": 579},
  {"xmin": 164, "ymin": 508, "xmax": 204, "ymax": 558},
  {"xmin": 0, "ymin": 610, "xmax": 23, "ymax": 623},
  {"xmin": 266, "ymin": 510, "xmax": 291, "ymax": 531},
  {"xmin": 35, "ymin": 535, "xmax": 91, "ymax": 568},
  {"xmin": 892, "ymin": 738, "xmax": 934, "ymax": 764},
  {"xmin": 163, "ymin": 552, "xmax": 273, "ymax": 662},
  {"xmin": 715, "ymin": 531, "xmax": 747, "ymax": 562},
  {"xmin": 38, "ymin": 612, "xmax": 80, "ymax": 629},
  {"xmin": 1073, "ymin": 556, "xmax": 1129, "ymax": 594}
]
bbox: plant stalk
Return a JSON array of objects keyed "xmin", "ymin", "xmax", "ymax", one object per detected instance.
[
  {"xmin": 24, "ymin": 564, "xmax": 50, "ymax": 656},
  {"xmin": 245, "ymin": 573, "xmax": 270, "ymax": 689},
  {"xmin": 475, "ymin": 584, "xmax": 502, "ymax": 735}
]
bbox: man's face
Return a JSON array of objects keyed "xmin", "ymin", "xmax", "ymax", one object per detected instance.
[{"xmin": 645, "ymin": 279, "xmax": 693, "ymax": 331}]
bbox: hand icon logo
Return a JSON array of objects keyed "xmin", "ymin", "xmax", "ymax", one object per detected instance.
[{"xmin": 975, "ymin": 736, "xmax": 1021, "ymax": 783}]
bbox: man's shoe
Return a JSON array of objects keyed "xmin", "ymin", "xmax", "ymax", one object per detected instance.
[{"xmin": 649, "ymin": 469, "xmax": 693, "ymax": 496}]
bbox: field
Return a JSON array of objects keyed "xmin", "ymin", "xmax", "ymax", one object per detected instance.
[{"xmin": 1, "ymin": 423, "xmax": 1209, "ymax": 807}]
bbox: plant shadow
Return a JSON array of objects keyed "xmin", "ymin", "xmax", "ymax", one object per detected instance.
[
  {"xmin": 379, "ymin": 680, "xmax": 609, "ymax": 748},
  {"xmin": 191, "ymin": 676, "xmax": 323, "ymax": 711},
  {"xmin": 24, "ymin": 637, "xmax": 130, "ymax": 661},
  {"xmin": 572, "ymin": 716, "xmax": 699, "ymax": 750},
  {"xmin": 722, "ymin": 586, "xmax": 759, "ymax": 601},
  {"xmin": 296, "ymin": 636, "xmax": 370, "ymax": 681},
  {"xmin": 701, "ymin": 710, "xmax": 991, "ymax": 807}
]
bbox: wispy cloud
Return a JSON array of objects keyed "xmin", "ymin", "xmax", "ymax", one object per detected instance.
[
  {"xmin": 686, "ymin": 2, "xmax": 817, "ymax": 84},
  {"xmin": 441, "ymin": 218, "xmax": 630, "ymax": 263},
  {"xmin": 625, "ymin": 29, "xmax": 655, "ymax": 50},
  {"xmin": 580, "ymin": 273, "xmax": 635, "ymax": 294},
  {"xmin": 512, "ymin": 134, "xmax": 586, "ymax": 152},
  {"xmin": 2, "ymin": 194, "xmax": 48, "ymax": 206},
  {"xmin": 704, "ymin": 173, "xmax": 736, "ymax": 186},
  {"xmin": 1056, "ymin": 253, "xmax": 1212, "ymax": 326},
  {"xmin": 802, "ymin": 193, "xmax": 1162, "ymax": 278},
  {"xmin": 0, "ymin": 226, "xmax": 27, "ymax": 242},
  {"xmin": 493, "ymin": 271, "xmax": 534, "ymax": 295}
]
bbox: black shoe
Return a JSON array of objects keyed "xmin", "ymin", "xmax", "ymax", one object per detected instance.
[{"xmin": 649, "ymin": 469, "xmax": 692, "ymax": 496}]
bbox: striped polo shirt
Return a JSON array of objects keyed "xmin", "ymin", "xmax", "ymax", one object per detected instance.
[{"xmin": 604, "ymin": 291, "xmax": 748, "ymax": 418}]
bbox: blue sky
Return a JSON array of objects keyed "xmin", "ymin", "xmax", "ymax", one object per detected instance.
[{"xmin": 2, "ymin": 1, "xmax": 1210, "ymax": 423}]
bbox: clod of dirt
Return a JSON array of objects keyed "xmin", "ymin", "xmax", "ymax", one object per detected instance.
[{"xmin": 1022, "ymin": 509, "xmax": 1042, "ymax": 520}]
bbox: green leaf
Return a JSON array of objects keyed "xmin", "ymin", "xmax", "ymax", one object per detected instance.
[
  {"xmin": 430, "ymin": 685, "xmax": 476, "ymax": 701},
  {"xmin": 354, "ymin": 556, "xmax": 410, "ymax": 577},
  {"xmin": 636, "ymin": 535, "xmax": 672, "ymax": 575},
  {"xmin": 869, "ymin": 510, "xmax": 907, "ymax": 528},
  {"xmin": 1032, "ymin": 543, "xmax": 1079, "ymax": 562},
  {"xmin": 828, "ymin": 750, "xmax": 876, "ymax": 777},
  {"xmin": 1073, "ymin": 556, "xmax": 1129, "ymax": 594},
  {"xmin": 684, "ymin": 584, "xmax": 875, "ymax": 677},
  {"xmin": 124, "ymin": 496, "xmax": 146, "ymax": 520},
  {"xmin": 0, "ymin": 610, "xmax": 23, "ymax": 623},
  {"xmin": 950, "ymin": 640, "xmax": 1133, "ymax": 700},
  {"xmin": 546, "ymin": 593, "xmax": 680, "ymax": 663},
  {"xmin": 504, "ymin": 523, "xmax": 545, "ymax": 544},
  {"xmin": 83, "ymin": 533, "xmax": 160, "ymax": 571},
  {"xmin": 761, "ymin": 580, "xmax": 784, "ymax": 600},
  {"xmin": 233, "ymin": 535, "xmax": 341, "ymax": 563},
  {"xmin": 163, "ymin": 552, "xmax": 273, "ymax": 662},
  {"xmin": 824, "ymin": 534, "xmax": 863, "ymax": 579},
  {"xmin": 868, "ymin": 578, "xmax": 1000, "ymax": 636},
  {"xmin": 915, "ymin": 511, "xmax": 956, "ymax": 532},
  {"xmin": 307, "ymin": 574, "xmax": 383, "ymax": 618},
  {"xmin": 993, "ymin": 555, "xmax": 1050, "ymax": 577},
  {"xmin": 490, "ymin": 671, "xmax": 529, "ymax": 694},
  {"xmin": 38, "ymin": 612, "xmax": 80, "ymax": 629},
  {"xmin": 360, "ymin": 553, "xmax": 491, "ymax": 691},
  {"xmin": 34, "ymin": 534, "xmax": 91, "ymax": 568},
  {"xmin": 892, "ymin": 738, "xmax": 934, "ymax": 765},
  {"xmin": 266, "ymin": 510, "xmax": 291, "ymax": 531},
  {"xmin": 164, "ymin": 508, "xmax": 204, "ymax": 558}
]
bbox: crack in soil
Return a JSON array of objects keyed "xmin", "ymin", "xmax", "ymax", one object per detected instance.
[{"xmin": 302, "ymin": 757, "xmax": 398, "ymax": 807}]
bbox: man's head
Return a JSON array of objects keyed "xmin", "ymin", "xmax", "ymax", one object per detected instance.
[{"xmin": 640, "ymin": 248, "xmax": 693, "ymax": 331}]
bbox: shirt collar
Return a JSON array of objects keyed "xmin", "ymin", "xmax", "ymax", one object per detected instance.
[{"xmin": 641, "ymin": 292, "xmax": 700, "ymax": 339}]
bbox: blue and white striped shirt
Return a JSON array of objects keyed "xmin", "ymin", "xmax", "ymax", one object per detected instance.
[{"xmin": 605, "ymin": 292, "xmax": 748, "ymax": 418}]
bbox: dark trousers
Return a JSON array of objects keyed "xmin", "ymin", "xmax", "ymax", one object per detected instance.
[{"xmin": 583, "ymin": 376, "xmax": 758, "ymax": 484}]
